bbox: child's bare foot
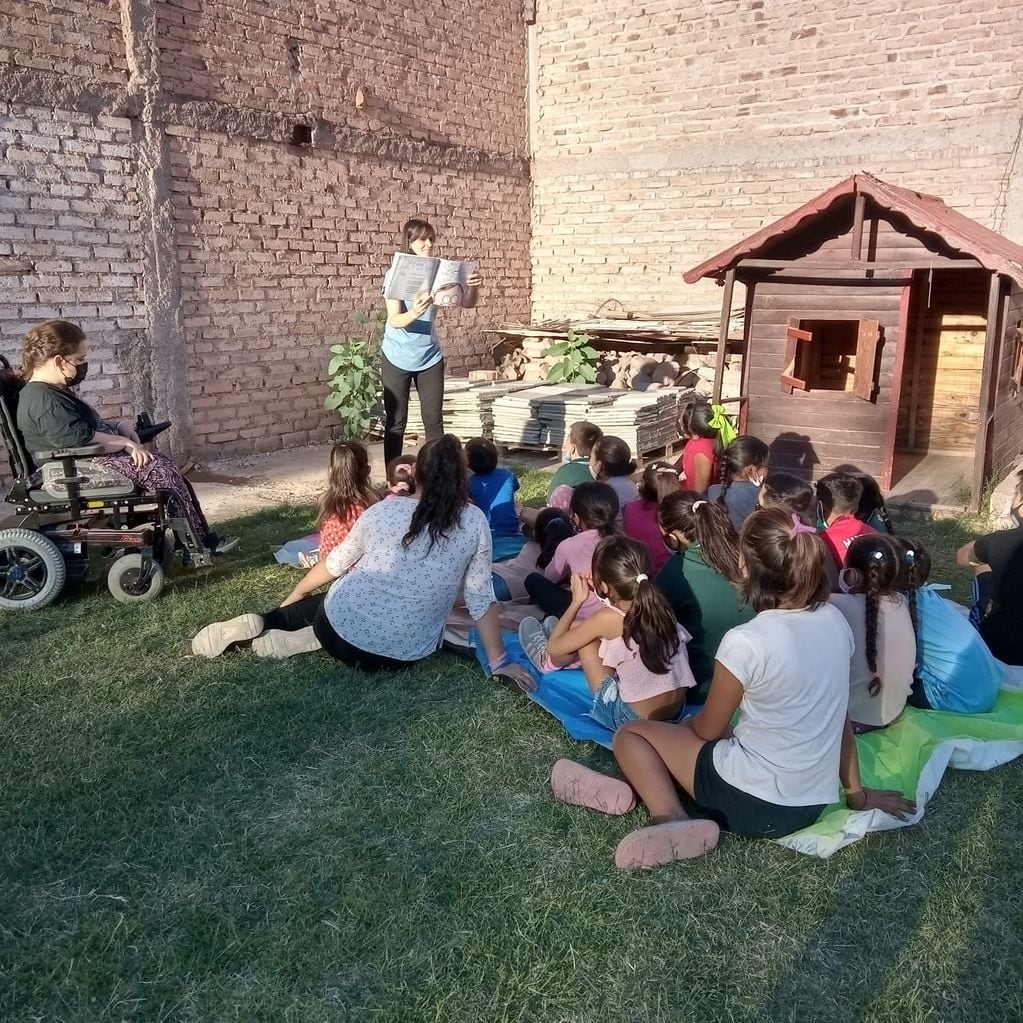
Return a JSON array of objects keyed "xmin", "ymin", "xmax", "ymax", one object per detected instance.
[
  {"xmin": 252, "ymin": 626, "xmax": 322, "ymax": 659},
  {"xmin": 614, "ymin": 819, "xmax": 720, "ymax": 870},
  {"xmin": 550, "ymin": 759, "xmax": 636, "ymax": 815},
  {"xmin": 191, "ymin": 613, "xmax": 264, "ymax": 658}
]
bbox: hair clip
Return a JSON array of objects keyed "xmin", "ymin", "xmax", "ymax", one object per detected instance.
[
  {"xmin": 635, "ymin": 573, "xmax": 649, "ymax": 584},
  {"xmin": 692, "ymin": 500, "xmax": 708, "ymax": 510},
  {"xmin": 905, "ymin": 549, "xmax": 916, "ymax": 562},
  {"xmin": 788, "ymin": 514, "xmax": 817, "ymax": 539},
  {"xmin": 393, "ymin": 481, "xmax": 410, "ymax": 493},
  {"xmin": 872, "ymin": 549, "xmax": 885, "ymax": 561}
]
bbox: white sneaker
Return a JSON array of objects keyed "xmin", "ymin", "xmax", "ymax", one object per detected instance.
[
  {"xmin": 518, "ymin": 617, "xmax": 549, "ymax": 674},
  {"xmin": 252, "ymin": 627, "xmax": 322, "ymax": 659},
  {"xmin": 191, "ymin": 613, "xmax": 263, "ymax": 658}
]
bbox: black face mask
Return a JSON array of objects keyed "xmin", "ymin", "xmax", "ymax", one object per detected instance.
[{"xmin": 63, "ymin": 360, "xmax": 88, "ymax": 387}]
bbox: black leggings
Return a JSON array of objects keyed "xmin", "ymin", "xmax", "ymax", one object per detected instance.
[
  {"xmin": 381, "ymin": 353, "xmax": 445, "ymax": 464},
  {"xmin": 262, "ymin": 595, "xmax": 411, "ymax": 672},
  {"xmin": 524, "ymin": 573, "xmax": 572, "ymax": 618}
]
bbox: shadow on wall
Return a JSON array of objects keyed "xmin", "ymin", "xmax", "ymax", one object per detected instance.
[{"xmin": 768, "ymin": 432, "xmax": 820, "ymax": 481}]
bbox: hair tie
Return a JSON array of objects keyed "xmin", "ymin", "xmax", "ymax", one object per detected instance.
[
  {"xmin": 788, "ymin": 513, "xmax": 817, "ymax": 539},
  {"xmin": 692, "ymin": 500, "xmax": 708, "ymax": 510},
  {"xmin": 393, "ymin": 481, "xmax": 410, "ymax": 493},
  {"xmin": 656, "ymin": 467, "xmax": 676, "ymax": 475},
  {"xmin": 635, "ymin": 573, "xmax": 649, "ymax": 584}
]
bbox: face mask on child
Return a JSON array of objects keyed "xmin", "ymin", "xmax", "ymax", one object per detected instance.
[{"xmin": 837, "ymin": 568, "xmax": 857, "ymax": 594}]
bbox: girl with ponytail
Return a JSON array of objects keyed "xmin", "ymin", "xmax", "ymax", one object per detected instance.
[
  {"xmin": 623, "ymin": 460, "xmax": 681, "ymax": 574},
  {"xmin": 829, "ymin": 534, "xmax": 916, "ymax": 731},
  {"xmin": 653, "ymin": 491, "xmax": 754, "ymax": 691},
  {"xmin": 550, "ymin": 508, "xmax": 915, "ymax": 871},
  {"xmin": 707, "ymin": 435, "xmax": 769, "ymax": 530},
  {"xmin": 518, "ymin": 536, "xmax": 695, "ymax": 730}
]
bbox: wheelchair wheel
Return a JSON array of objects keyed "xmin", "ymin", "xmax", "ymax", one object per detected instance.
[
  {"xmin": 107, "ymin": 553, "xmax": 165, "ymax": 604},
  {"xmin": 0, "ymin": 528, "xmax": 66, "ymax": 612}
]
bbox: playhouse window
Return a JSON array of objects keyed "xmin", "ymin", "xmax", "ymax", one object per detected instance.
[{"xmin": 781, "ymin": 317, "xmax": 881, "ymax": 401}]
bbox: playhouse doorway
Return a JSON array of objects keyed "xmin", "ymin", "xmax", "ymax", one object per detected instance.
[{"xmin": 892, "ymin": 269, "xmax": 989, "ymax": 505}]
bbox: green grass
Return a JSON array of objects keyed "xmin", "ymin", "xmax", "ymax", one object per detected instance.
[{"xmin": 2, "ymin": 496, "xmax": 1021, "ymax": 1022}]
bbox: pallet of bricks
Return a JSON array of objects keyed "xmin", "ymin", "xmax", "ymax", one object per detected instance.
[{"xmin": 490, "ymin": 384, "xmax": 693, "ymax": 464}]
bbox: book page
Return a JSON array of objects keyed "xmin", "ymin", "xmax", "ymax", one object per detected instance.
[
  {"xmin": 384, "ymin": 253, "xmax": 439, "ymax": 302},
  {"xmin": 432, "ymin": 258, "xmax": 478, "ymax": 308}
]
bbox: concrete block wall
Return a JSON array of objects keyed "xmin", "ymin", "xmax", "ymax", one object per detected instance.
[
  {"xmin": 530, "ymin": 0, "xmax": 1023, "ymax": 318},
  {"xmin": 1, "ymin": 0, "xmax": 530, "ymax": 462}
]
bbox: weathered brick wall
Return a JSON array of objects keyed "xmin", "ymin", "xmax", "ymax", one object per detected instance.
[
  {"xmin": 531, "ymin": 0, "xmax": 1023, "ymax": 318},
  {"xmin": 0, "ymin": 102, "xmax": 146, "ymax": 424},
  {"xmin": 1, "ymin": 0, "xmax": 530, "ymax": 464}
]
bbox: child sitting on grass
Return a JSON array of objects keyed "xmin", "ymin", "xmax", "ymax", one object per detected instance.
[
  {"xmin": 759, "ymin": 471, "xmax": 839, "ymax": 589},
  {"xmin": 299, "ymin": 440, "xmax": 379, "ymax": 567},
  {"xmin": 623, "ymin": 460, "xmax": 680, "ymax": 575},
  {"xmin": 708, "ymin": 435, "xmax": 770, "ymax": 530},
  {"xmin": 524, "ymin": 481, "xmax": 619, "ymax": 619},
  {"xmin": 549, "ymin": 420, "xmax": 602, "ymax": 495},
  {"xmin": 674, "ymin": 398, "xmax": 722, "ymax": 492},
  {"xmin": 548, "ymin": 507, "xmax": 915, "ymax": 870},
  {"xmin": 466, "ymin": 437, "xmax": 520, "ymax": 537},
  {"xmin": 590, "ymin": 435, "xmax": 640, "ymax": 524},
  {"xmin": 894, "ymin": 537, "xmax": 1003, "ymax": 715},
  {"xmin": 829, "ymin": 534, "xmax": 916, "ymax": 732},
  {"xmin": 384, "ymin": 454, "xmax": 417, "ymax": 498},
  {"xmin": 655, "ymin": 491, "xmax": 754, "ymax": 695},
  {"xmin": 491, "ymin": 508, "xmax": 574, "ymax": 602},
  {"xmin": 518, "ymin": 536, "xmax": 695, "ymax": 729},
  {"xmin": 816, "ymin": 472, "xmax": 876, "ymax": 569}
]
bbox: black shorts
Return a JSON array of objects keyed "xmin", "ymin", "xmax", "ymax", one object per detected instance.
[{"xmin": 683, "ymin": 741, "xmax": 827, "ymax": 840}]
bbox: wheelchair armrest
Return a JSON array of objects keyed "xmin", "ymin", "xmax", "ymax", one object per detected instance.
[{"xmin": 33, "ymin": 444, "xmax": 105, "ymax": 460}]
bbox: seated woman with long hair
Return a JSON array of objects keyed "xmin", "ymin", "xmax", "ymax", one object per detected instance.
[
  {"xmin": 15, "ymin": 319, "xmax": 230, "ymax": 553},
  {"xmin": 192, "ymin": 435, "xmax": 531, "ymax": 686}
]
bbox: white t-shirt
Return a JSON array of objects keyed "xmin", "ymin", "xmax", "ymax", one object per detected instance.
[
  {"xmin": 829, "ymin": 592, "xmax": 916, "ymax": 728},
  {"xmin": 324, "ymin": 498, "xmax": 495, "ymax": 661},
  {"xmin": 712, "ymin": 604, "xmax": 854, "ymax": 807}
]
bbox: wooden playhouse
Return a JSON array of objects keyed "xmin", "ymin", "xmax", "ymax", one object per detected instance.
[{"xmin": 686, "ymin": 173, "xmax": 1023, "ymax": 509}]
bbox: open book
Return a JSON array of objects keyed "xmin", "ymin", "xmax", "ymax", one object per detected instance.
[{"xmin": 384, "ymin": 253, "xmax": 479, "ymax": 308}]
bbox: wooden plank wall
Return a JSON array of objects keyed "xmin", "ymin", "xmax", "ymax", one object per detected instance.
[
  {"xmin": 743, "ymin": 206, "xmax": 924, "ymax": 481},
  {"xmin": 990, "ymin": 284, "xmax": 1023, "ymax": 476},
  {"xmin": 896, "ymin": 269, "xmax": 989, "ymax": 453}
]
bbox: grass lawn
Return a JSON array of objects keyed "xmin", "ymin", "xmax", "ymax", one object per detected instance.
[{"xmin": 3, "ymin": 471, "xmax": 1022, "ymax": 1022}]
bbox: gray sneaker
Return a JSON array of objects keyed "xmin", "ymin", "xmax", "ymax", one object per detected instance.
[
  {"xmin": 542, "ymin": 616, "xmax": 559, "ymax": 638},
  {"xmin": 518, "ymin": 616, "xmax": 550, "ymax": 674}
]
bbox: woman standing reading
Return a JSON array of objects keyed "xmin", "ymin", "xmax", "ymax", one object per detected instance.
[{"xmin": 382, "ymin": 219, "xmax": 484, "ymax": 463}]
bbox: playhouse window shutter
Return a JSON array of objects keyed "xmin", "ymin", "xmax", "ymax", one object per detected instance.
[
  {"xmin": 780, "ymin": 318, "xmax": 811, "ymax": 393},
  {"xmin": 853, "ymin": 319, "xmax": 881, "ymax": 401}
]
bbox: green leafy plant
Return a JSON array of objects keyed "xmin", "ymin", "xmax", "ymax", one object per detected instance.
[
  {"xmin": 545, "ymin": 329, "xmax": 598, "ymax": 385},
  {"xmin": 324, "ymin": 311, "xmax": 385, "ymax": 438}
]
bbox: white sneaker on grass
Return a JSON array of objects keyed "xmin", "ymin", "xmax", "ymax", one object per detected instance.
[
  {"xmin": 191, "ymin": 613, "xmax": 263, "ymax": 658},
  {"xmin": 252, "ymin": 627, "xmax": 322, "ymax": 659}
]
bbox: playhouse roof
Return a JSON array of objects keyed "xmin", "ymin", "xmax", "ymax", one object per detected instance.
[{"xmin": 684, "ymin": 172, "xmax": 1023, "ymax": 286}]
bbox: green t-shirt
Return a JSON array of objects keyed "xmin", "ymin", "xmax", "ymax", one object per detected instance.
[
  {"xmin": 654, "ymin": 545, "xmax": 754, "ymax": 692},
  {"xmin": 548, "ymin": 457, "xmax": 593, "ymax": 497}
]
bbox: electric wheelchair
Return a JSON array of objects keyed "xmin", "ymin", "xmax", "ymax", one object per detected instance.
[{"xmin": 0, "ymin": 354, "xmax": 225, "ymax": 611}]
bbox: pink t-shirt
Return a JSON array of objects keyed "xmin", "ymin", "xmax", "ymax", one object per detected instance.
[
  {"xmin": 674, "ymin": 436, "xmax": 720, "ymax": 491},
  {"xmin": 544, "ymin": 528, "xmax": 602, "ymax": 618},
  {"xmin": 622, "ymin": 499, "xmax": 672, "ymax": 575},
  {"xmin": 600, "ymin": 620, "xmax": 696, "ymax": 702}
]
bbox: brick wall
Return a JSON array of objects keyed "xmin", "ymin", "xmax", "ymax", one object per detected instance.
[
  {"xmin": 531, "ymin": 0, "xmax": 1023, "ymax": 318},
  {"xmin": 1, "ymin": 0, "xmax": 530, "ymax": 465}
]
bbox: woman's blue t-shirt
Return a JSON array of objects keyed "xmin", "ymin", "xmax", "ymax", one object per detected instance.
[{"xmin": 381, "ymin": 268, "xmax": 443, "ymax": 372}]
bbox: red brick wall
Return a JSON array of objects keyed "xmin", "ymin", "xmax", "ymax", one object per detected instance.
[
  {"xmin": 0, "ymin": 103, "xmax": 146, "ymax": 424},
  {"xmin": 531, "ymin": 0, "xmax": 1023, "ymax": 317},
  {"xmin": 1, "ymin": 0, "xmax": 530, "ymax": 465},
  {"xmin": 169, "ymin": 129, "xmax": 530, "ymax": 453}
]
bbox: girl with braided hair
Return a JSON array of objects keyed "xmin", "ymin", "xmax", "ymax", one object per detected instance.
[
  {"xmin": 708, "ymin": 435, "xmax": 769, "ymax": 530},
  {"xmin": 829, "ymin": 533, "xmax": 916, "ymax": 731}
]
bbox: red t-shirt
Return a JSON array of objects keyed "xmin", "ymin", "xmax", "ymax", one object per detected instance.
[
  {"xmin": 822, "ymin": 515, "xmax": 876, "ymax": 569},
  {"xmin": 318, "ymin": 503, "xmax": 367, "ymax": 558},
  {"xmin": 674, "ymin": 437, "xmax": 719, "ymax": 491}
]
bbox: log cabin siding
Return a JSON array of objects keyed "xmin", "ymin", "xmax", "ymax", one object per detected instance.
[{"xmin": 990, "ymin": 284, "xmax": 1023, "ymax": 477}]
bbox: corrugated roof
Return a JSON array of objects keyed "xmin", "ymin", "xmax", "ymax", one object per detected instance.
[{"xmin": 684, "ymin": 172, "xmax": 1023, "ymax": 285}]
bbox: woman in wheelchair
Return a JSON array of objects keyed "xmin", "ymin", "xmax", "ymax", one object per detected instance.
[{"xmin": 16, "ymin": 319, "xmax": 230, "ymax": 555}]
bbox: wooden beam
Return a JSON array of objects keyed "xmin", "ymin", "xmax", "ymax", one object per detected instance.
[
  {"xmin": 735, "ymin": 257, "xmax": 986, "ymax": 272},
  {"xmin": 907, "ymin": 272, "xmax": 927, "ymax": 451},
  {"xmin": 972, "ymin": 273, "xmax": 1005, "ymax": 510},
  {"xmin": 883, "ymin": 282, "xmax": 914, "ymax": 489},
  {"xmin": 712, "ymin": 269, "xmax": 736, "ymax": 403},
  {"xmin": 851, "ymin": 193, "xmax": 866, "ymax": 261}
]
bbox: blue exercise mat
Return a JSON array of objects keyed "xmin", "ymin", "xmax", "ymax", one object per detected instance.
[{"xmin": 492, "ymin": 533, "xmax": 528, "ymax": 562}]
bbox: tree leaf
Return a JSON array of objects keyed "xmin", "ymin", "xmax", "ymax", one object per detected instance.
[
  {"xmin": 546, "ymin": 342, "xmax": 569, "ymax": 356},
  {"xmin": 325, "ymin": 392, "xmax": 344, "ymax": 410},
  {"xmin": 328, "ymin": 355, "xmax": 344, "ymax": 375}
]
